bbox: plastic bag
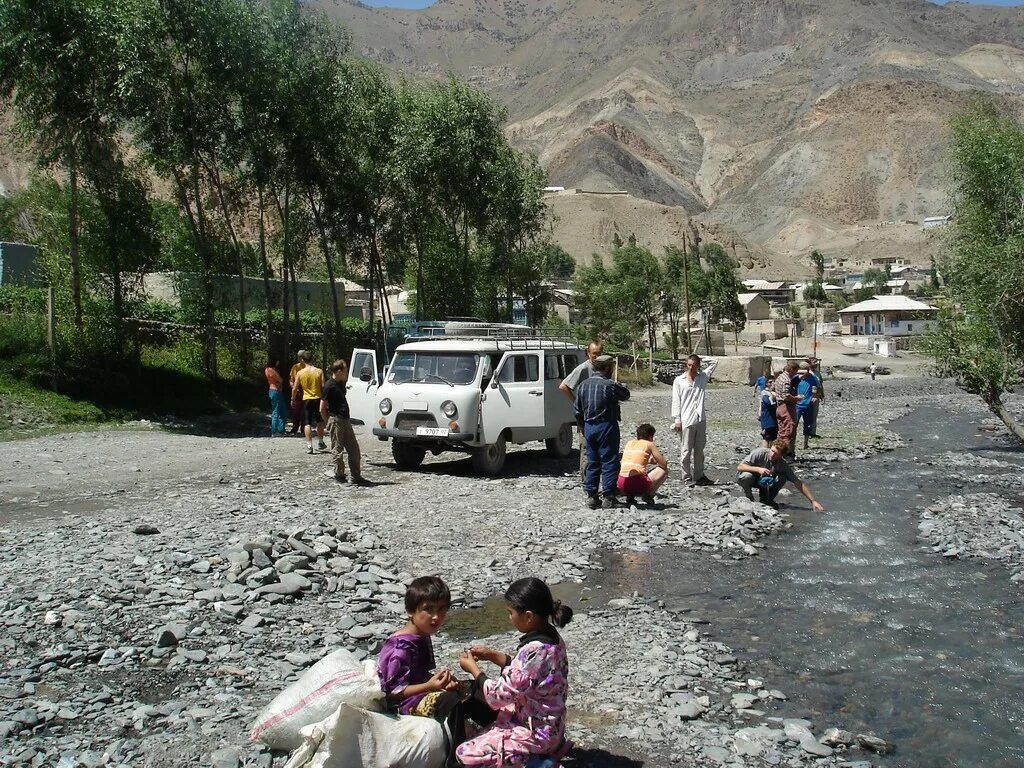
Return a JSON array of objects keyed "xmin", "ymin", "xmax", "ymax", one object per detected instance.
[
  {"xmin": 250, "ymin": 649, "xmax": 384, "ymax": 751},
  {"xmin": 283, "ymin": 704, "xmax": 446, "ymax": 768}
]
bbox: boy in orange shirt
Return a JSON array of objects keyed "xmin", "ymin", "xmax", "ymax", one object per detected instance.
[{"xmin": 617, "ymin": 423, "xmax": 669, "ymax": 506}]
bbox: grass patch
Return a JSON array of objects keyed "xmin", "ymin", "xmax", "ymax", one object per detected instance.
[{"xmin": 617, "ymin": 367, "xmax": 656, "ymax": 387}]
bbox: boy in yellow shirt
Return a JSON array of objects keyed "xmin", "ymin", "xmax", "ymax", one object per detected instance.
[{"xmin": 292, "ymin": 350, "xmax": 326, "ymax": 454}]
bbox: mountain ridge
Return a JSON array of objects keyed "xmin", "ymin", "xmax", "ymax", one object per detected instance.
[{"xmin": 320, "ymin": 0, "xmax": 1024, "ymax": 271}]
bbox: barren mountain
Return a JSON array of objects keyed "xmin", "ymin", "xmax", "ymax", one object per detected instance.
[{"xmin": 319, "ymin": 0, "xmax": 1024, "ymax": 272}]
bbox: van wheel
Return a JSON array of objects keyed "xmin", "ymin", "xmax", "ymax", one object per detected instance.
[
  {"xmin": 392, "ymin": 441, "xmax": 426, "ymax": 470},
  {"xmin": 545, "ymin": 423, "xmax": 574, "ymax": 457},
  {"xmin": 471, "ymin": 435, "xmax": 507, "ymax": 475}
]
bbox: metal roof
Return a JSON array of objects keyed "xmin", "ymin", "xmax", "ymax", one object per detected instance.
[{"xmin": 837, "ymin": 295, "xmax": 936, "ymax": 314}]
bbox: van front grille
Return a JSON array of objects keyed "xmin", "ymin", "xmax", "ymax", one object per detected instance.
[{"xmin": 394, "ymin": 413, "xmax": 439, "ymax": 431}]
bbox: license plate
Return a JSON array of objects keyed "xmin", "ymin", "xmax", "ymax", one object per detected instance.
[{"xmin": 416, "ymin": 427, "xmax": 450, "ymax": 437}]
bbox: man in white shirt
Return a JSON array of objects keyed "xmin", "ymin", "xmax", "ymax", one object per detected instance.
[{"xmin": 670, "ymin": 353, "xmax": 718, "ymax": 486}]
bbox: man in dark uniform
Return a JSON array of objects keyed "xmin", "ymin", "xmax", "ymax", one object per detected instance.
[
  {"xmin": 320, "ymin": 359, "xmax": 366, "ymax": 484},
  {"xmin": 574, "ymin": 354, "xmax": 630, "ymax": 509}
]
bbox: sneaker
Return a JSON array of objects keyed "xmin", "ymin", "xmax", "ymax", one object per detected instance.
[
  {"xmin": 351, "ymin": 476, "xmax": 371, "ymax": 486},
  {"xmin": 695, "ymin": 476, "xmax": 716, "ymax": 487},
  {"xmin": 306, "ymin": 445, "xmax": 314, "ymax": 455},
  {"xmin": 586, "ymin": 494, "xmax": 602, "ymax": 510},
  {"xmin": 318, "ymin": 440, "xmax": 328, "ymax": 451},
  {"xmin": 625, "ymin": 496, "xmax": 637, "ymax": 507},
  {"xmin": 641, "ymin": 494, "xmax": 656, "ymax": 506},
  {"xmin": 336, "ymin": 474, "xmax": 348, "ymax": 483},
  {"xmin": 602, "ymin": 492, "xmax": 620, "ymax": 507}
]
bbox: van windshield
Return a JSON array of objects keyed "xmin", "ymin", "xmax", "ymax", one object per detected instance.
[{"xmin": 388, "ymin": 352, "xmax": 481, "ymax": 386}]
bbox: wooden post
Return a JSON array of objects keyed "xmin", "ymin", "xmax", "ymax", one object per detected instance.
[{"xmin": 47, "ymin": 285, "xmax": 57, "ymax": 387}]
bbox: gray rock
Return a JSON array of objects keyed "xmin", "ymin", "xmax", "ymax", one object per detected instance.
[
  {"xmin": 821, "ymin": 727, "xmax": 855, "ymax": 746},
  {"xmin": 240, "ymin": 614, "xmax": 265, "ymax": 629},
  {"xmin": 223, "ymin": 548, "xmax": 251, "ymax": 568},
  {"xmin": 133, "ymin": 524, "xmax": 160, "ymax": 535},
  {"xmin": 251, "ymin": 549, "xmax": 272, "ymax": 569},
  {"xmin": 210, "ymin": 747, "xmax": 241, "ymax": 768},
  {"xmin": 731, "ymin": 693, "xmax": 758, "ymax": 710},
  {"xmin": 275, "ymin": 554, "xmax": 311, "ymax": 574},
  {"xmin": 348, "ymin": 626, "xmax": 374, "ymax": 640},
  {"xmin": 799, "ymin": 735, "xmax": 833, "ymax": 757},
  {"xmin": 857, "ymin": 733, "xmax": 894, "ymax": 754},
  {"xmin": 254, "ymin": 573, "xmax": 309, "ymax": 596}
]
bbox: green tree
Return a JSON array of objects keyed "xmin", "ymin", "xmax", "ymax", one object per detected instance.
[
  {"xmin": 575, "ymin": 246, "xmax": 664, "ymax": 359},
  {"xmin": 924, "ymin": 102, "xmax": 1024, "ymax": 440},
  {"xmin": 0, "ymin": 0, "xmax": 121, "ymax": 330}
]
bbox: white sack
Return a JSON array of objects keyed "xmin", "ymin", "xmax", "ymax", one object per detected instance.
[
  {"xmin": 250, "ymin": 649, "xmax": 383, "ymax": 751},
  {"xmin": 283, "ymin": 703, "xmax": 446, "ymax": 768}
]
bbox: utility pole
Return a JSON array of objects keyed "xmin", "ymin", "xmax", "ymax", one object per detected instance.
[
  {"xmin": 681, "ymin": 234, "xmax": 691, "ymax": 355},
  {"xmin": 812, "ymin": 303, "xmax": 819, "ymax": 359}
]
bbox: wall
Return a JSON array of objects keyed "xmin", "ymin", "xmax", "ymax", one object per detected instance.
[
  {"xmin": 142, "ymin": 271, "xmax": 346, "ymax": 314},
  {"xmin": 739, "ymin": 318, "xmax": 788, "ymax": 342},
  {"xmin": 742, "ymin": 295, "xmax": 771, "ymax": 320},
  {"xmin": 711, "ymin": 355, "xmax": 771, "ymax": 385},
  {"xmin": 0, "ymin": 242, "xmax": 41, "ymax": 287}
]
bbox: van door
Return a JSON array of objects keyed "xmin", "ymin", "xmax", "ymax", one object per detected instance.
[
  {"xmin": 481, "ymin": 351, "xmax": 544, "ymax": 443},
  {"xmin": 543, "ymin": 350, "xmax": 580, "ymax": 432},
  {"xmin": 347, "ymin": 348, "xmax": 379, "ymax": 426}
]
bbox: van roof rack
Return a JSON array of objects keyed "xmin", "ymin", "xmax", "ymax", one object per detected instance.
[{"xmin": 403, "ymin": 321, "xmax": 580, "ymax": 348}]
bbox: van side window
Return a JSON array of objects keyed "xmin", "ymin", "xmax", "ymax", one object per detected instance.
[
  {"xmin": 561, "ymin": 354, "xmax": 578, "ymax": 377},
  {"xmin": 544, "ymin": 353, "xmax": 562, "ymax": 380},
  {"xmin": 352, "ymin": 352, "xmax": 375, "ymax": 382},
  {"xmin": 499, "ymin": 354, "xmax": 539, "ymax": 383}
]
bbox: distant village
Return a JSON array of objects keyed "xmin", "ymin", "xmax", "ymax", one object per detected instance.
[{"xmin": 0, "ymin": 211, "xmax": 946, "ymax": 362}]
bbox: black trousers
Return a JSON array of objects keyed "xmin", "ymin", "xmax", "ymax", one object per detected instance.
[{"xmin": 431, "ymin": 683, "xmax": 497, "ymax": 768}]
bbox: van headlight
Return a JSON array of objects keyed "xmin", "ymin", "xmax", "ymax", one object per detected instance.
[
  {"xmin": 379, "ymin": 398, "xmax": 393, "ymax": 415},
  {"xmin": 441, "ymin": 400, "xmax": 458, "ymax": 418}
]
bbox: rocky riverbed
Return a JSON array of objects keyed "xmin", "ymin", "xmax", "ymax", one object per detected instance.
[{"xmin": 0, "ymin": 376, "xmax": 1010, "ymax": 768}]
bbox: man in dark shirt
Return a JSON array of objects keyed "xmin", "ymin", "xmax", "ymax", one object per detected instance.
[
  {"xmin": 320, "ymin": 359, "xmax": 365, "ymax": 484},
  {"xmin": 574, "ymin": 355, "xmax": 630, "ymax": 508},
  {"xmin": 736, "ymin": 439, "xmax": 824, "ymax": 511}
]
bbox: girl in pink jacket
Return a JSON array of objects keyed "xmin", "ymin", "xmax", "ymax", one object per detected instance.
[{"xmin": 456, "ymin": 578, "xmax": 573, "ymax": 767}]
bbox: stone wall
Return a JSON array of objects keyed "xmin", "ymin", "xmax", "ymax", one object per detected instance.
[{"xmin": 712, "ymin": 355, "xmax": 771, "ymax": 385}]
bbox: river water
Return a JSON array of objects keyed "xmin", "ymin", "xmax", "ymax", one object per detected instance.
[{"xmin": 598, "ymin": 407, "xmax": 1024, "ymax": 767}]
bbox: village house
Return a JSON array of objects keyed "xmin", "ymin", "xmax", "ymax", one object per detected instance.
[
  {"xmin": 837, "ymin": 295, "xmax": 937, "ymax": 337},
  {"xmin": 740, "ymin": 279, "xmax": 795, "ymax": 307},
  {"xmin": 737, "ymin": 292, "xmax": 788, "ymax": 342}
]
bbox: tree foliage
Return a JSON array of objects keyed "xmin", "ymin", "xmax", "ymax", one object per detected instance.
[
  {"xmin": 0, "ymin": 0, "xmax": 549, "ymax": 380},
  {"xmin": 575, "ymin": 241, "xmax": 744, "ymax": 359},
  {"xmin": 925, "ymin": 101, "xmax": 1024, "ymax": 440}
]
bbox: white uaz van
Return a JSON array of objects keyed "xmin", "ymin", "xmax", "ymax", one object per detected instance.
[{"xmin": 346, "ymin": 335, "xmax": 585, "ymax": 475}]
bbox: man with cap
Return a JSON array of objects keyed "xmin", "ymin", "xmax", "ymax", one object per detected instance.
[
  {"xmin": 574, "ymin": 354, "xmax": 630, "ymax": 508},
  {"xmin": 670, "ymin": 353, "xmax": 719, "ymax": 486},
  {"xmin": 560, "ymin": 339, "xmax": 604, "ymax": 479}
]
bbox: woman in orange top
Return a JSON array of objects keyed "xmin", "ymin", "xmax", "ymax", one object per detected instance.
[
  {"xmin": 265, "ymin": 359, "xmax": 287, "ymax": 435},
  {"xmin": 616, "ymin": 423, "xmax": 669, "ymax": 505}
]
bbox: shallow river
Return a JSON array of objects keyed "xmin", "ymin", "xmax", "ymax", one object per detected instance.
[{"xmin": 598, "ymin": 407, "xmax": 1024, "ymax": 767}]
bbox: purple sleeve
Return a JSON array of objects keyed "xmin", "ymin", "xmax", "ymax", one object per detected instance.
[{"xmin": 377, "ymin": 636, "xmax": 429, "ymax": 714}]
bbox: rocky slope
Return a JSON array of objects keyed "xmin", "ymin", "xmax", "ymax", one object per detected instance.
[{"xmin": 320, "ymin": 0, "xmax": 1024, "ymax": 269}]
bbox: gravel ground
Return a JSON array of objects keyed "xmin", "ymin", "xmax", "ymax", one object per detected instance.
[{"xmin": 0, "ymin": 376, "xmax": 997, "ymax": 768}]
